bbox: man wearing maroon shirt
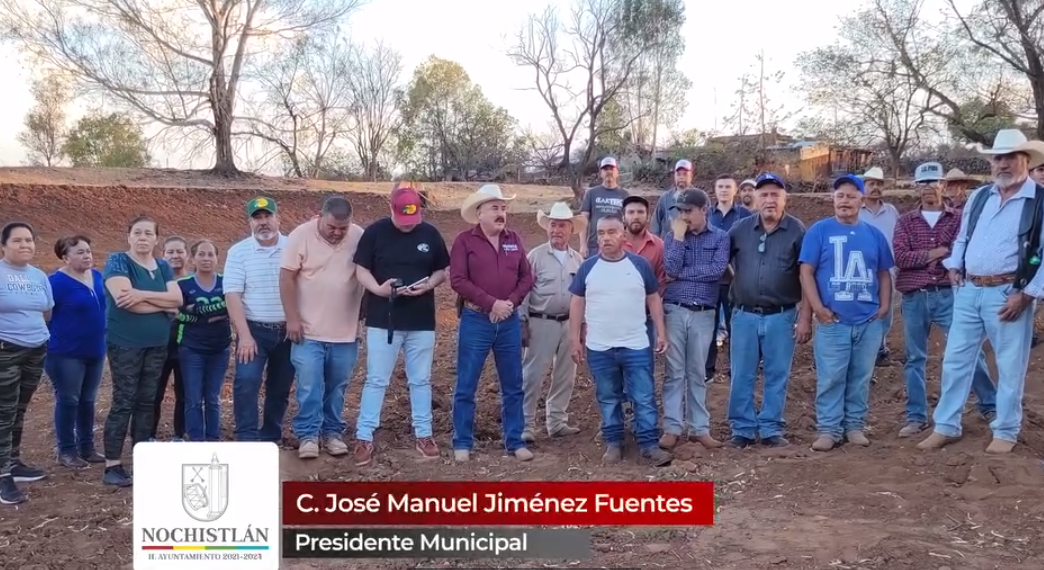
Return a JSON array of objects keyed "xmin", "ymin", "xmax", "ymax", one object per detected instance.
[
  {"xmin": 893, "ymin": 162, "xmax": 996, "ymax": 438},
  {"xmin": 449, "ymin": 185, "xmax": 536, "ymax": 463}
]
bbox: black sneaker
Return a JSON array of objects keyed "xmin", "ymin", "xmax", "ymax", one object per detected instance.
[
  {"xmin": 761, "ymin": 436, "xmax": 790, "ymax": 448},
  {"xmin": 58, "ymin": 454, "xmax": 89, "ymax": 469},
  {"xmin": 0, "ymin": 475, "xmax": 26, "ymax": 505},
  {"xmin": 103, "ymin": 465, "xmax": 133, "ymax": 487},
  {"xmin": 10, "ymin": 460, "xmax": 46, "ymax": 483},
  {"xmin": 726, "ymin": 436, "xmax": 756, "ymax": 449},
  {"xmin": 640, "ymin": 446, "xmax": 673, "ymax": 466},
  {"xmin": 80, "ymin": 450, "xmax": 105, "ymax": 464}
]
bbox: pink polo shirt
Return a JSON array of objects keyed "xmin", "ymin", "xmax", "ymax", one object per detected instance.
[{"xmin": 281, "ymin": 219, "xmax": 365, "ymax": 342}]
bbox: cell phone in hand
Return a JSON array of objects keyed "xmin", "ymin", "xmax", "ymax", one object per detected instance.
[{"xmin": 396, "ymin": 276, "xmax": 430, "ymax": 293}]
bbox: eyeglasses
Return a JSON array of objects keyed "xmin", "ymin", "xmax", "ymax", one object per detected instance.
[{"xmin": 757, "ymin": 233, "xmax": 767, "ymax": 253}]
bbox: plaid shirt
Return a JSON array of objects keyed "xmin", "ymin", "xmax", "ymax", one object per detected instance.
[
  {"xmin": 893, "ymin": 207, "xmax": 961, "ymax": 293},
  {"xmin": 663, "ymin": 225, "xmax": 730, "ymax": 306}
]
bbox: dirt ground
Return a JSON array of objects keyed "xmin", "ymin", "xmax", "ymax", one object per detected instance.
[{"xmin": 1, "ymin": 168, "xmax": 1043, "ymax": 570}]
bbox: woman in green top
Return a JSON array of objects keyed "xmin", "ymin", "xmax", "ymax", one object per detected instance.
[{"xmin": 100, "ymin": 216, "xmax": 183, "ymax": 488}]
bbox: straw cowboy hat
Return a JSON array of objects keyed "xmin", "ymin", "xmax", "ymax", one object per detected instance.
[
  {"xmin": 460, "ymin": 184, "xmax": 517, "ymax": 225},
  {"xmin": 977, "ymin": 128, "xmax": 1044, "ymax": 167},
  {"xmin": 943, "ymin": 168, "xmax": 977, "ymax": 183},
  {"xmin": 536, "ymin": 202, "xmax": 587, "ymax": 235},
  {"xmin": 862, "ymin": 167, "xmax": 885, "ymax": 181}
]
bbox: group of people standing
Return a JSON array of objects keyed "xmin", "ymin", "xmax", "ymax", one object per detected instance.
[{"xmin": 1, "ymin": 127, "xmax": 1042, "ymax": 504}]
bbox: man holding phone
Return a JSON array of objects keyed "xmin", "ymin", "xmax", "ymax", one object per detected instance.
[{"xmin": 352, "ymin": 183, "xmax": 450, "ymax": 466}]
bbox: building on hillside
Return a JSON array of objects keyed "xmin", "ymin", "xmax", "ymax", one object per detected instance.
[{"xmin": 761, "ymin": 141, "xmax": 874, "ymax": 184}]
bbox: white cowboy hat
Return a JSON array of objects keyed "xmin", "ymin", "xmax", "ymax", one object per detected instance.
[
  {"xmin": 861, "ymin": 167, "xmax": 885, "ymax": 181},
  {"xmin": 977, "ymin": 128, "xmax": 1044, "ymax": 167},
  {"xmin": 943, "ymin": 168, "xmax": 977, "ymax": 182},
  {"xmin": 536, "ymin": 202, "xmax": 587, "ymax": 235},
  {"xmin": 460, "ymin": 184, "xmax": 517, "ymax": 225}
]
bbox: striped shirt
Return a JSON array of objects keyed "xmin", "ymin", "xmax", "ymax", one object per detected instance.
[
  {"xmin": 663, "ymin": 225, "xmax": 730, "ymax": 306},
  {"xmin": 223, "ymin": 234, "xmax": 287, "ymax": 323}
]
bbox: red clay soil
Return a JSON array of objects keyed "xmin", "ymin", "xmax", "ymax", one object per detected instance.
[{"xmin": 0, "ymin": 173, "xmax": 1043, "ymax": 570}]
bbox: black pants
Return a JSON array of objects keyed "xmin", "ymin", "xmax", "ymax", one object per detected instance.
[
  {"xmin": 705, "ymin": 284, "xmax": 732, "ymax": 377},
  {"xmin": 103, "ymin": 344, "xmax": 167, "ymax": 460},
  {"xmin": 151, "ymin": 352, "xmax": 184, "ymax": 438},
  {"xmin": 0, "ymin": 342, "xmax": 46, "ymax": 473}
]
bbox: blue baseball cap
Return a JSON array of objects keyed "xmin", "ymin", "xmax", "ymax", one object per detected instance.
[
  {"xmin": 833, "ymin": 174, "xmax": 865, "ymax": 194},
  {"xmin": 755, "ymin": 173, "xmax": 787, "ymax": 190}
]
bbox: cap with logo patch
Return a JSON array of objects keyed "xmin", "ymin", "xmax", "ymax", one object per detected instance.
[
  {"xmin": 755, "ymin": 173, "xmax": 787, "ymax": 190},
  {"xmin": 670, "ymin": 189, "xmax": 709, "ymax": 210},
  {"xmin": 674, "ymin": 159, "xmax": 692, "ymax": 172},
  {"xmin": 599, "ymin": 156, "xmax": 618, "ymax": 169},
  {"xmin": 246, "ymin": 196, "xmax": 277, "ymax": 217},
  {"xmin": 914, "ymin": 162, "xmax": 943, "ymax": 183},
  {"xmin": 391, "ymin": 185, "xmax": 423, "ymax": 224}
]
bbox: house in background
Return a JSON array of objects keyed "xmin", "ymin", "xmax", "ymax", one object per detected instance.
[{"xmin": 763, "ymin": 141, "xmax": 874, "ymax": 183}]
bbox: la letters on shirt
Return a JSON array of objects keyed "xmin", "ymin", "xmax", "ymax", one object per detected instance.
[
  {"xmin": 798, "ymin": 218, "xmax": 895, "ymax": 325},
  {"xmin": 569, "ymin": 252, "xmax": 659, "ymax": 352}
]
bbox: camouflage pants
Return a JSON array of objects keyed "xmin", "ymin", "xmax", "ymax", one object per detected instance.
[
  {"xmin": 0, "ymin": 341, "xmax": 46, "ymax": 474},
  {"xmin": 103, "ymin": 344, "xmax": 167, "ymax": 461}
]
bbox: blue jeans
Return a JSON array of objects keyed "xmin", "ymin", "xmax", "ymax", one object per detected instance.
[
  {"xmin": 45, "ymin": 354, "xmax": 105, "ymax": 456},
  {"xmin": 932, "ymin": 283, "xmax": 1034, "ymax": 442},
  {"xmin": 879, "ymin": 298, "xmax": 894, "ymax": 355},
  {"xmin": 290, "ymin": 339, "xmax": 359, "ymax": 441},
  {"xmin": 452, "ymin": 308, "xmax": 525, "ymax": 453},
  {"xmin": 900, "ymin": 288, "xmax": 995, "ymax": 424},
  {"xmin": 705, "ymin": 284, "xmax": 731, "ymax": 375},
  {"xmin": 356, "ymin": 328, "xmax": 435, "ymax": 441},
  {"xmin": 812, "ymin": 319, "xmax": 885, "ymax": 441},
  {"xmin": 587, "ymin": 347, "xmax": 659, "ymax": 448},
  {"xmin": 727, "ymin": 308, "xmax": 797, "ymax": 439},
  {"xmin": 232, "ymin": 321, "xmax": 295, "ymax": 442},
  {"xmin": 179, "ymin": 346, "xmax": 230, "ymax": 441}
]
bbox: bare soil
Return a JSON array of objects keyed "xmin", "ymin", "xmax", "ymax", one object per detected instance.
[{"xmin": 0, "ymin": 168, "xmax": 1042, "ymax": 570}]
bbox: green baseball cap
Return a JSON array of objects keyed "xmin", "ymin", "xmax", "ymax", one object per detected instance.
[{"xmin": 246, "ymin": 196, "xmax": 277, "ymax": 216}]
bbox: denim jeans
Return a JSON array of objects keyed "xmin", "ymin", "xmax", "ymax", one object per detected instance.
[
  {"xmin": 932, "ymin": 284, "xmax": 1034, "ymax": 442},
  {"xmin": 151, "ymin": 352, "xmax": 184, "ymax": 439},
  {"xmin": 356, "ymin": 328, "xmax": 435, "ymax": 442},
  {"xmin": 46, "ymin": 354, "xmax": 105, "ymax": 456},
  {"xmin": 452, "ymin": 308, "xmax": 525, "ymax": 453},
  {"xmin": 232, "ymin": 321, "xmax": 295, "ymax": 442},
  {"xmin": 900, "ymin": 288, "xmax": 996, "ymax": 424},
  {"xmin": 179, "ymin": 346, "xmax": 230, "ymax": 441},
  {"xmin": 812, "ymin": 319, "xmax": 885, "ymax": 441},
  {"xmin": 727, "ymin": 308, "xmax": 797, "ymax": 439},
  {"xmin": 705, "ymin": 284, "xmax": 731, "ymax": 375},
  {"xmin": 587, "ymin": 346, "xmax": 659, "ymax": 449},
  {"xmin": 290, "ymin": 339, "xmax": 359, "ymax": 441},
  {"xmin": 880, "ymin": 294, "xmax": 895, "ymax": 355},
  {"xmin": 662, "ymin": 304, "xmax": 716, "ymax": 437}
]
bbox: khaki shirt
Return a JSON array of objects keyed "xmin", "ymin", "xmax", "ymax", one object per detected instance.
[{"xmin": 520, "ymin": 242, "xmax": 583, "ymax": 319}]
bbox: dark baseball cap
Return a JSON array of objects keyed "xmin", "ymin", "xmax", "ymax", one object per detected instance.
[
  {"xmin": 622, "ymin": 195, "xmax": 649, "ymax": 209},
  {"xmin": 670, "ymin": 189, "xmax": 709, "ymax": 210},
  {"xmin": 755, "ymin": 173, "xmax": 787, "ymax": 190},
  {"xmin": 246, "ymin": 196, "xmax": 277, "ymax": 216}
]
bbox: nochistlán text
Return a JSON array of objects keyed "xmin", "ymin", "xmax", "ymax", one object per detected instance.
[{"xmin": 295, "ymin": 530, "xmax": 527, "ymax": 557}]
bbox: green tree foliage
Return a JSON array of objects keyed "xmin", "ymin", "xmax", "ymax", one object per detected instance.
[
  {"xmin": 62, "ymin": 113, "xmax": 151, "ymax": 168},
  {"xmin": 17, "ymin": 75, "xmax": 69, "ymax": 166},
  {"xmin": 396, "ymin": 56, "xmax": 517, "ymax": 180}
]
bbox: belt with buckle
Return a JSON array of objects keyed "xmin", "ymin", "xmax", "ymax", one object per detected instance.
[
  {"xmin": 248, "ymin": 320, "xmax": 286, "ymax": 330},
  {"xmin": 529, "ymin": 311, "xmax": 569, "ymax": 322},
  {"xmin": 666, "ymin": 301, "xmax": 715, "ymax": 312},
  {"xmin": 463, "ymin": 301, "xmax": 488, "ymax": 313},
  {"xmin": 915, "ymin": 284, "xmax": 951, "ymax": 292},
  {"xmin": 967, "ymin": 273, "xmax": 1016, "ymax": 287},
  {"xmin": 735, "ymin": 304, "xmax": 796, "ymax": 315}
]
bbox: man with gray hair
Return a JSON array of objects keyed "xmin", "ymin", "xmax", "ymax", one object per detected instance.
[{"xmin": 280, "ymin": 195, "xmax": 366, "ymax": 459}]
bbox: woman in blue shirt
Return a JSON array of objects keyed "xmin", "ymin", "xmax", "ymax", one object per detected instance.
[
  {"xmin": 45, "ymin": 235, "xmax": 107, "ymax": 470},
  {"xmin": 101, "ymin": 216, "xmax": 183, "ymax": 488},
  {"xmin": 0, "ymin": 222, "xmax": 54, "ymax": 506},
  {"xmin": 176, "ymin": 240, "xmax": 231, "ymax": 441}
]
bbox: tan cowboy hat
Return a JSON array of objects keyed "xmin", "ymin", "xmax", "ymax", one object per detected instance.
[
  {"xmin": 537, "ymin": 202, "xmax": 586, "ymax": 235},
  {"xmin": 460, "ymin": 184, "xmax": 517, "ymax": 225},
  {"xmin": 943, "ymin": 168, "xmax": 977, "ymax": 182},
  {"xmin": 977, "ymin": 128, "xmax": 1044, "ymax": 167},
  {"xmin": 862, "ymin": 167, "xmax": 885, "ymax": 181}
]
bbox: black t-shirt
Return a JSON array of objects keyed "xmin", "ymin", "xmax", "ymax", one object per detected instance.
[{"xmin": 353, "ymin": 218, "xmax": 450, "ymax": 331}]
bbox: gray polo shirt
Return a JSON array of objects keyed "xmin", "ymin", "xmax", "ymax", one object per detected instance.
[{"xmin": 727, "ymin": 213, "xmax": 806, "ymax": 308}]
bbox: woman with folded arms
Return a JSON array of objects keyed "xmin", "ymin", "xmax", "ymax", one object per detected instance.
[
  {"xmin": 46, "ymin": 235, "xmax": 107, "ymax": 469},
  {"xmin": 100, "ymin": 216, "xmax": 182, "ymax": 487},
  {"xmin": 0, "ymin": 222, "xmax": 54, "ymax": 505}
]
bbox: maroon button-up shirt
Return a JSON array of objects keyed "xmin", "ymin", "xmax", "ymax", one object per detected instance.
[
  {"xmin": 893, "ymin": 206, "xmax": 962, "ymax": 293},
  {"xmin": 450, "ymin": 226, "xmax": 535, "ymax": 311}
]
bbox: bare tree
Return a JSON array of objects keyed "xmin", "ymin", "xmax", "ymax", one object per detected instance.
[
  {"xmin": 508, "ymin": 0, "xmax": 649, "ymax": 199},
  {"xmin": 0, "ymin": 0, "xmax": 363, "ymax": 174},
  {"xmin": 725, "ymin": 51, "xmax": 791, "ymax": 145},
  {"xmin": 521, "ymin": 126, "xmax": 564, "ymax": 174},
  {"xmin": 17, "ymin": 74, "xmax": 68, "ymax": 166},
  {"xmin": 240, "ymin": 32, "xmax": 352, "ymax": 178},
  {"xmin": 346, "ymin": 41, "xmax": 402, "ymax": 181}
]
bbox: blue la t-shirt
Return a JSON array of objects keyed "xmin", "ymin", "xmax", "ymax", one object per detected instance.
[
  {"xmin": 176, "ymin": 274, "xmax": 231, "ymax": 354},
  {"xmin": 798, "ymin": 217, "xmax": 895, "ymax": 325}
]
